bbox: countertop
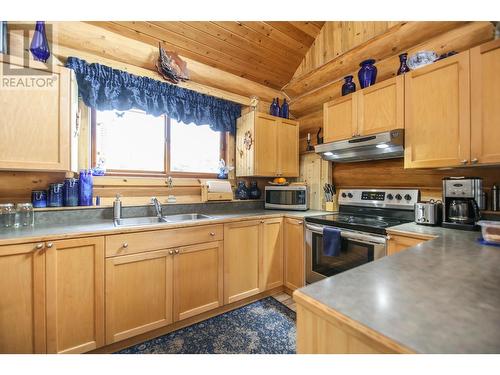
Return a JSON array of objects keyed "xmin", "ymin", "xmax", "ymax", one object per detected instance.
[
  {"xmin": 298, "ymin": 222, "xmax": 500, "ymax": 353},
  {"xmin": 0, "ymin": 209, "xmax": 326, "ymax": 246}
]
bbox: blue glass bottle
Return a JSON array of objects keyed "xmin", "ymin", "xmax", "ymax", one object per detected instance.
[
  {"xmin": 274, "ymin": 98, "xmax": 281, "ymax": 117},
  {"xmin": 79, "ymin": 170, "xmax": 93, "ymax": 206},
  {"xmin": 358, "ymin": 59, "xmax": 377, "ymax": 88},
  {"xmin": 29, "ymin": 21, "xmax": 50, "ymax": 63},
  {"xmin": 280, "ymin": 99, "xmax": 289, "ymax": 119},
  {"xmin": 248, "ymin": 181, "xmax": 261, "ymax": 199},
  {"xmin": 341, "ymin": 75, "xmax": 356, "ymax": 96},
  {"xmin": 269, "ymin": 98, "xmax": 276, "ymax": 116}
]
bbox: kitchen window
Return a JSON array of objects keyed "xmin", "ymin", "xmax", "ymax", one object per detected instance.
[{"xmin": 91, "ymin": 108, "xmax": 225, "ymax": 177}]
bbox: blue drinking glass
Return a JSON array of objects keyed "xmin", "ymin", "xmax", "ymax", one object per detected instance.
[{"xmin": 29, "ymin": 21, "xmax": 50, "ymax": 62}]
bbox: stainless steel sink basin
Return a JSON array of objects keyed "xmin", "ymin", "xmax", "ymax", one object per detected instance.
[
  {"xmin": 163, "ymin": 213, "xmax": 214, "ymax": 222},
  {"xmin": 113, "ymin": 213, "xmax": 214, "ymax": 227},
  {"xmin": 114, "ymin": 216, "xmax": 168, "ymax": 227}
]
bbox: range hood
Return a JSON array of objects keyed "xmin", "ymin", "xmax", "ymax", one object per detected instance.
[{"xmin": 315, "ymin": 129, "xmax": 404, "ymax": 162}]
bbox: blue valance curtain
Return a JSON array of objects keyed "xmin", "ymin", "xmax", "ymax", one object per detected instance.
[{"xmin": 65, "ymin": 57, "xmax": 241, "ymax": 134}]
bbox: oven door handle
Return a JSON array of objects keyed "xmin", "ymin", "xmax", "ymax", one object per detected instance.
[{"xmin": 305, "ymin": 223, "xmax": 387, "ymax": 245}]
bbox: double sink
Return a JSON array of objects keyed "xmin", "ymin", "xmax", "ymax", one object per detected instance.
[{"xmin": 114, "ymin": 213, "xmax": 214, "ymax": 227}]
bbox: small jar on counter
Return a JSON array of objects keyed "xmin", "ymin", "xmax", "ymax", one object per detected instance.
[
  {"xmin": 16, "ymin": 203, "xmax": 34, "ymax": 227},
  {"xmin": 0, "ymin": 203, "xmax": 16, "ymax": 228}
]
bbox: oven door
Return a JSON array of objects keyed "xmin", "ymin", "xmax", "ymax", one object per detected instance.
[{"xmin": 305, "ymin": 223, "xmax": 387, "ymax": 284}]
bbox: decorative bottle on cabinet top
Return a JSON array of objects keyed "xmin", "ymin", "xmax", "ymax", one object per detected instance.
[
  {"xmin": 341, "ymin": 75, "xmax": 356, "ymax": 96},
  {"xmin": 358, "ymin": 59, "xmax": 377, "ymax": 88},
  {"xmin": 280, "ymin": 98, "xmax": 289, "ymax": 119},
  {"xmin": 397, "ymin": 53, "xmax": 410, "ymax": 75},
  {"xmin": 269, "ymin": 98, "xmax": 276, "ymax": 115}
]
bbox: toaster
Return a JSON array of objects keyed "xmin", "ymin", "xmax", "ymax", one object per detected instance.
[{"xmin": 415, "ymin": 200, "xmax": 442, "ymax": 226}]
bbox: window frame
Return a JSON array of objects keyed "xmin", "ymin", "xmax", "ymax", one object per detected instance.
[{"xmin": 90, "ymin": 108, "xmax": 226, "ymax": 178}]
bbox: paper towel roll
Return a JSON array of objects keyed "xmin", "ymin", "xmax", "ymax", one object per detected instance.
[{"xmin": 206, "ymin": 180, "xmax": 232, "ymax": 193}]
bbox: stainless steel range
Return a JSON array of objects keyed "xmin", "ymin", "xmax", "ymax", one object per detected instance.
[{"xmin": 305, "ymin": 188, "xmax": 419, "ymax": 284}]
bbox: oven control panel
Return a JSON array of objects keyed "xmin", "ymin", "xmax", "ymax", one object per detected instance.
[{"xmin": 338, "ymin": 189, "xmax": 420, "ymax": 210}]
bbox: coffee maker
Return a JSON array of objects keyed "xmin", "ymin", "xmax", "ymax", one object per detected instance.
[{"xmin": 442, "ymin": 177, "xmax": 483, "ymax": 230}]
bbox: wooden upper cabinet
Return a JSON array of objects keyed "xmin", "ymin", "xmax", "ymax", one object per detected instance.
[
  {"xmin": 46, "ymin": 237, "xmax": 105, "ymax": 354},
  {"xmin": 223, "ymin": 220, "xmax": 261, "ymax": 304},
  {"xmin": 0, "ymin": 55, "xmax": 77, "ymax": 172},
  {"xmin": 284, "ymin": 218, "xmax": 305, "ymax": 291},
  {"xmin": 404, "ymin": 51, "xmax": 471, "ymax": 169},
  {"xmin": 471, "ymin": 39, "xmax": 500, "ymax": 165},
  {"xmin": 236, "ymin": 112, "xmax": 299, "ymax": 177},
  {"xmin": 358, "ymin": 76, "xmax": 404, "ymax": 136},
  {"xmin": 173, "ymin": 241, "xmax": 223, "ymax": 321},
  {"xmin": 260, "ymin": 218, "xmax": 283, "ymax": 291},
  {"xmin": 254, "ymin": 113, "xmax": 278, "ymax": 176},
  {"xmin": 105, "ymin": 249, "xmax": 173, "ymax": 344},
  {"xmin": 0, "ymin": 242, "xmax": 46, "ymax": 354},
  {"xmin": 323, "ymin": 95, "xmax": 356, "ymax": 142}
]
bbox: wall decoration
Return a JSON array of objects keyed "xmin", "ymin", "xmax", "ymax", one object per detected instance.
[
  {"xmin": 244, "ymin": 130, "xmax": 253, "ymax": 150},
  {"xmin": 156, "ymin": 42, "xmax": 189, "ymax": 84},
  {"xmin": 29, "ymin": 21, "xmax": 50, "ymax": 62}
]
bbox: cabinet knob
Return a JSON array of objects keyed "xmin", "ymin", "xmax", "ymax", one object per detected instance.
[
  {"xmin": 35, "ymin": 243, "xmax": 44, "ymax": 250},
  {"xmin": 122, "ymin": 242, "xmax": 128, "ymax": 248},
  {"xmin": 461, "ymin": 159, "xmax": 468, "ymax": 165},
  {"xmin": 169, "ymin": 250, "xmax": 174, "ymax": 255},
  {"xmin": 174, "ymin": 249, "xmax": 179, "ymax": 254},
  {"xmin": 471, "ymin": 158, "xmax": 478, "ymax": 164},
  {"xmin": 260, "ymin": 220, "xmax": 265, "ymax": 224},
  {"xmin": 387, "ymin": 235, "xmax": 392, "ymax": 240},
  {"xmin": 46, "ymin": 242, "xmax": 53, "ymax": 248},
  {"xmin": 209, "ymin": 232, "xmax": 216, "ymax": 236},
  {"xmin": 297, "ymin": 221, "xmax": 303, "ymax": 225}
]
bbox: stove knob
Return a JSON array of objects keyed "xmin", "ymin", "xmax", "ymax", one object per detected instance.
[
  {"xmin": 395, "ymin": 194, "xmax": 402, "ymax": 200},
  {"xmin": 341, "ymin": 192, "xmax": 347, "ymax": 198},
  {"xmin": 386, "ymin": 193, "xmax": 394, "ymax": 200},
  {"xmin": 404, "ymin": 194, "xmax": 412, "ymax": 201},
  {"xmin": 347, "ymin": 193, "xmax": 353, "ymax": 198}
]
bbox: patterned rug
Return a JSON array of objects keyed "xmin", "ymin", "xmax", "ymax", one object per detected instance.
[{"xmin": 116, "ymin": 297, "xmax": 296, "ymax": 354}]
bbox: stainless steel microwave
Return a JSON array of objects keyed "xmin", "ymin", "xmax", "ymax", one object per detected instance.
[{"xmin": 264, "ymin": 185, "xmax": 308, "ymax": 211}]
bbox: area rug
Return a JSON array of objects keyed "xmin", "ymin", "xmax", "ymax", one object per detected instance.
[{"xmin": 116, "ymin": 297, "xmax": 296, "ymax": 354}]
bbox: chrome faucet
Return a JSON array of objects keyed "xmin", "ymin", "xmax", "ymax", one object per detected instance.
[{"xmin": 151, "ymin": 197, "xmax": 163, "ymax": 218}]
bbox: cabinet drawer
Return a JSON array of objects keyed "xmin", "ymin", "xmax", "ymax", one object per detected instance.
[{"xmin": 106, "ymin": 224, "xmax": 223, "ymax": 257}]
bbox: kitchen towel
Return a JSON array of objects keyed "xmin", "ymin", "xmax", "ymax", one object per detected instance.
[{"xmin": 323, "ymin": 227, "xmax": 342, "ymax": 257}]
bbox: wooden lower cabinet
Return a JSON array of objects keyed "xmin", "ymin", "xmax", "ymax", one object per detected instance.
[
  {"xmin": 261, "ymin": 218, "xmax": 284, "ymax": 291},
  {"xmin": 387, "ymin": 232, "xmax": 434, "ymax": 256},
  {"xmin": 46, "ymin": 237, "xmax": 105, "ymax": 354},
  {"xmin": 105, "ymin": 249, "xmax": 173, "ymax": 344},
  {"xmin": 284, "ymin": 218, "xmax": 305, "ymax": 291},
  {"xmin": 174, "ymin": 241, "xmax": 223, "ymax": 321},
  {"xmin": 223, "ymin": 220, "xmax": 261, "ymax": 304},
  {"xmin": 0, "ymin": 242, "xmax": 46, "ymax": 353}
]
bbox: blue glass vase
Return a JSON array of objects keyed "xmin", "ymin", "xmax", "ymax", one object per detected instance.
[
  {"xmin": 78, "ymin": 170, "xmax": 93, "ymax": 206},
  {"xmin": 248, "ymin": 181, "xmax": 261, "ymax": 200},
  {"xmin": 341, "ymin": 75, "xmax": 356, "ymax": 96},
  {"xmin": 358, "ymin": 59, "xmax": 377, "ymax": 89},
  {"xmin": 397, "ymin": 53, "xmax": 410, "ymax": 75},
  {"xmin": 235, "ymin": 181, "xmax": 249, "ymax": 200},
  {"xmin": 280, "ymin": 99, "xmax": 289, "ymax": 119},
  {"xmin": 30, "ymin": 21, "xmax": 50, "ymax": 62}
]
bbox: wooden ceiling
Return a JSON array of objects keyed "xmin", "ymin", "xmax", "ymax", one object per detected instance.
[{"xmin": 89, "ymin": 21, "xmax": 325, "ymax": 89}]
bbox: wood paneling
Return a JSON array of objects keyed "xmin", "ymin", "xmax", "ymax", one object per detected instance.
[
  {"xmin": 298, "ymin": 153, "xmax": 331, "ymax": 210},
  {"xmin": 332, "ymin": 158, "xmax": 500, "ymax": 199},
  {"xmin": 89, "ymin": 21, "xmax": 323, "ymax": 90},
  {"xmin": 290, "ymin": 22, "xmax": 494, "ymax": 119}
]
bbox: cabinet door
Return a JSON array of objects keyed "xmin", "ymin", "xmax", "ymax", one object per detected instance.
[
  {"xmin": 471, "ymin": 39, "xmax": 500, "ymax": 165},
  {"xmin": 0, "ymin": 242, "xmax": 46, "ymax": 353},
  {"xmin": 387, "ymin": 235, "xmax": 426, "ymax": 256},
  {"xmin": 254, "ymin": 113, "xmax": 278, "ymax": 176},
  {"xmin": 358, "ymin": 76, "xmax": 404, "ymax": 136},
  {"xmin": 323, "ymin": 95, "xmax": 357, "ymax": 142},
  {"xmin": 173, "ymin": 241, "xmax": 223, "ymax": 321},
  {"xmin": 404, "ymin": 52, "xmax": 471, "ymax": 168},
  {"xmin": 105, "ymin": 249, "xmax": 173, "ymax": 344},
  {"xmin": 284, "ymin": 218, "xmax": 305, "ymax": 291},
  {"xmin": 46, "ymin": 237, "xmax": 105, "ymax": 354},
  {"xmin": 0, "ymin": 55, "xmax": 72, "ymax": 171},
  {"xmin": 278, "ymin": 119, "xmax": 299, "ymax": 177},
  {"xmin": 236, "ymin": 111, "xmax": 255, "ymax": 177},
  {"xmin": 261, "ymin": 218, "xmax": 283, "ymax": 291},
  {"xmin": 223, "ymin": 220, "xmax": 261, "ymax": 304}
]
